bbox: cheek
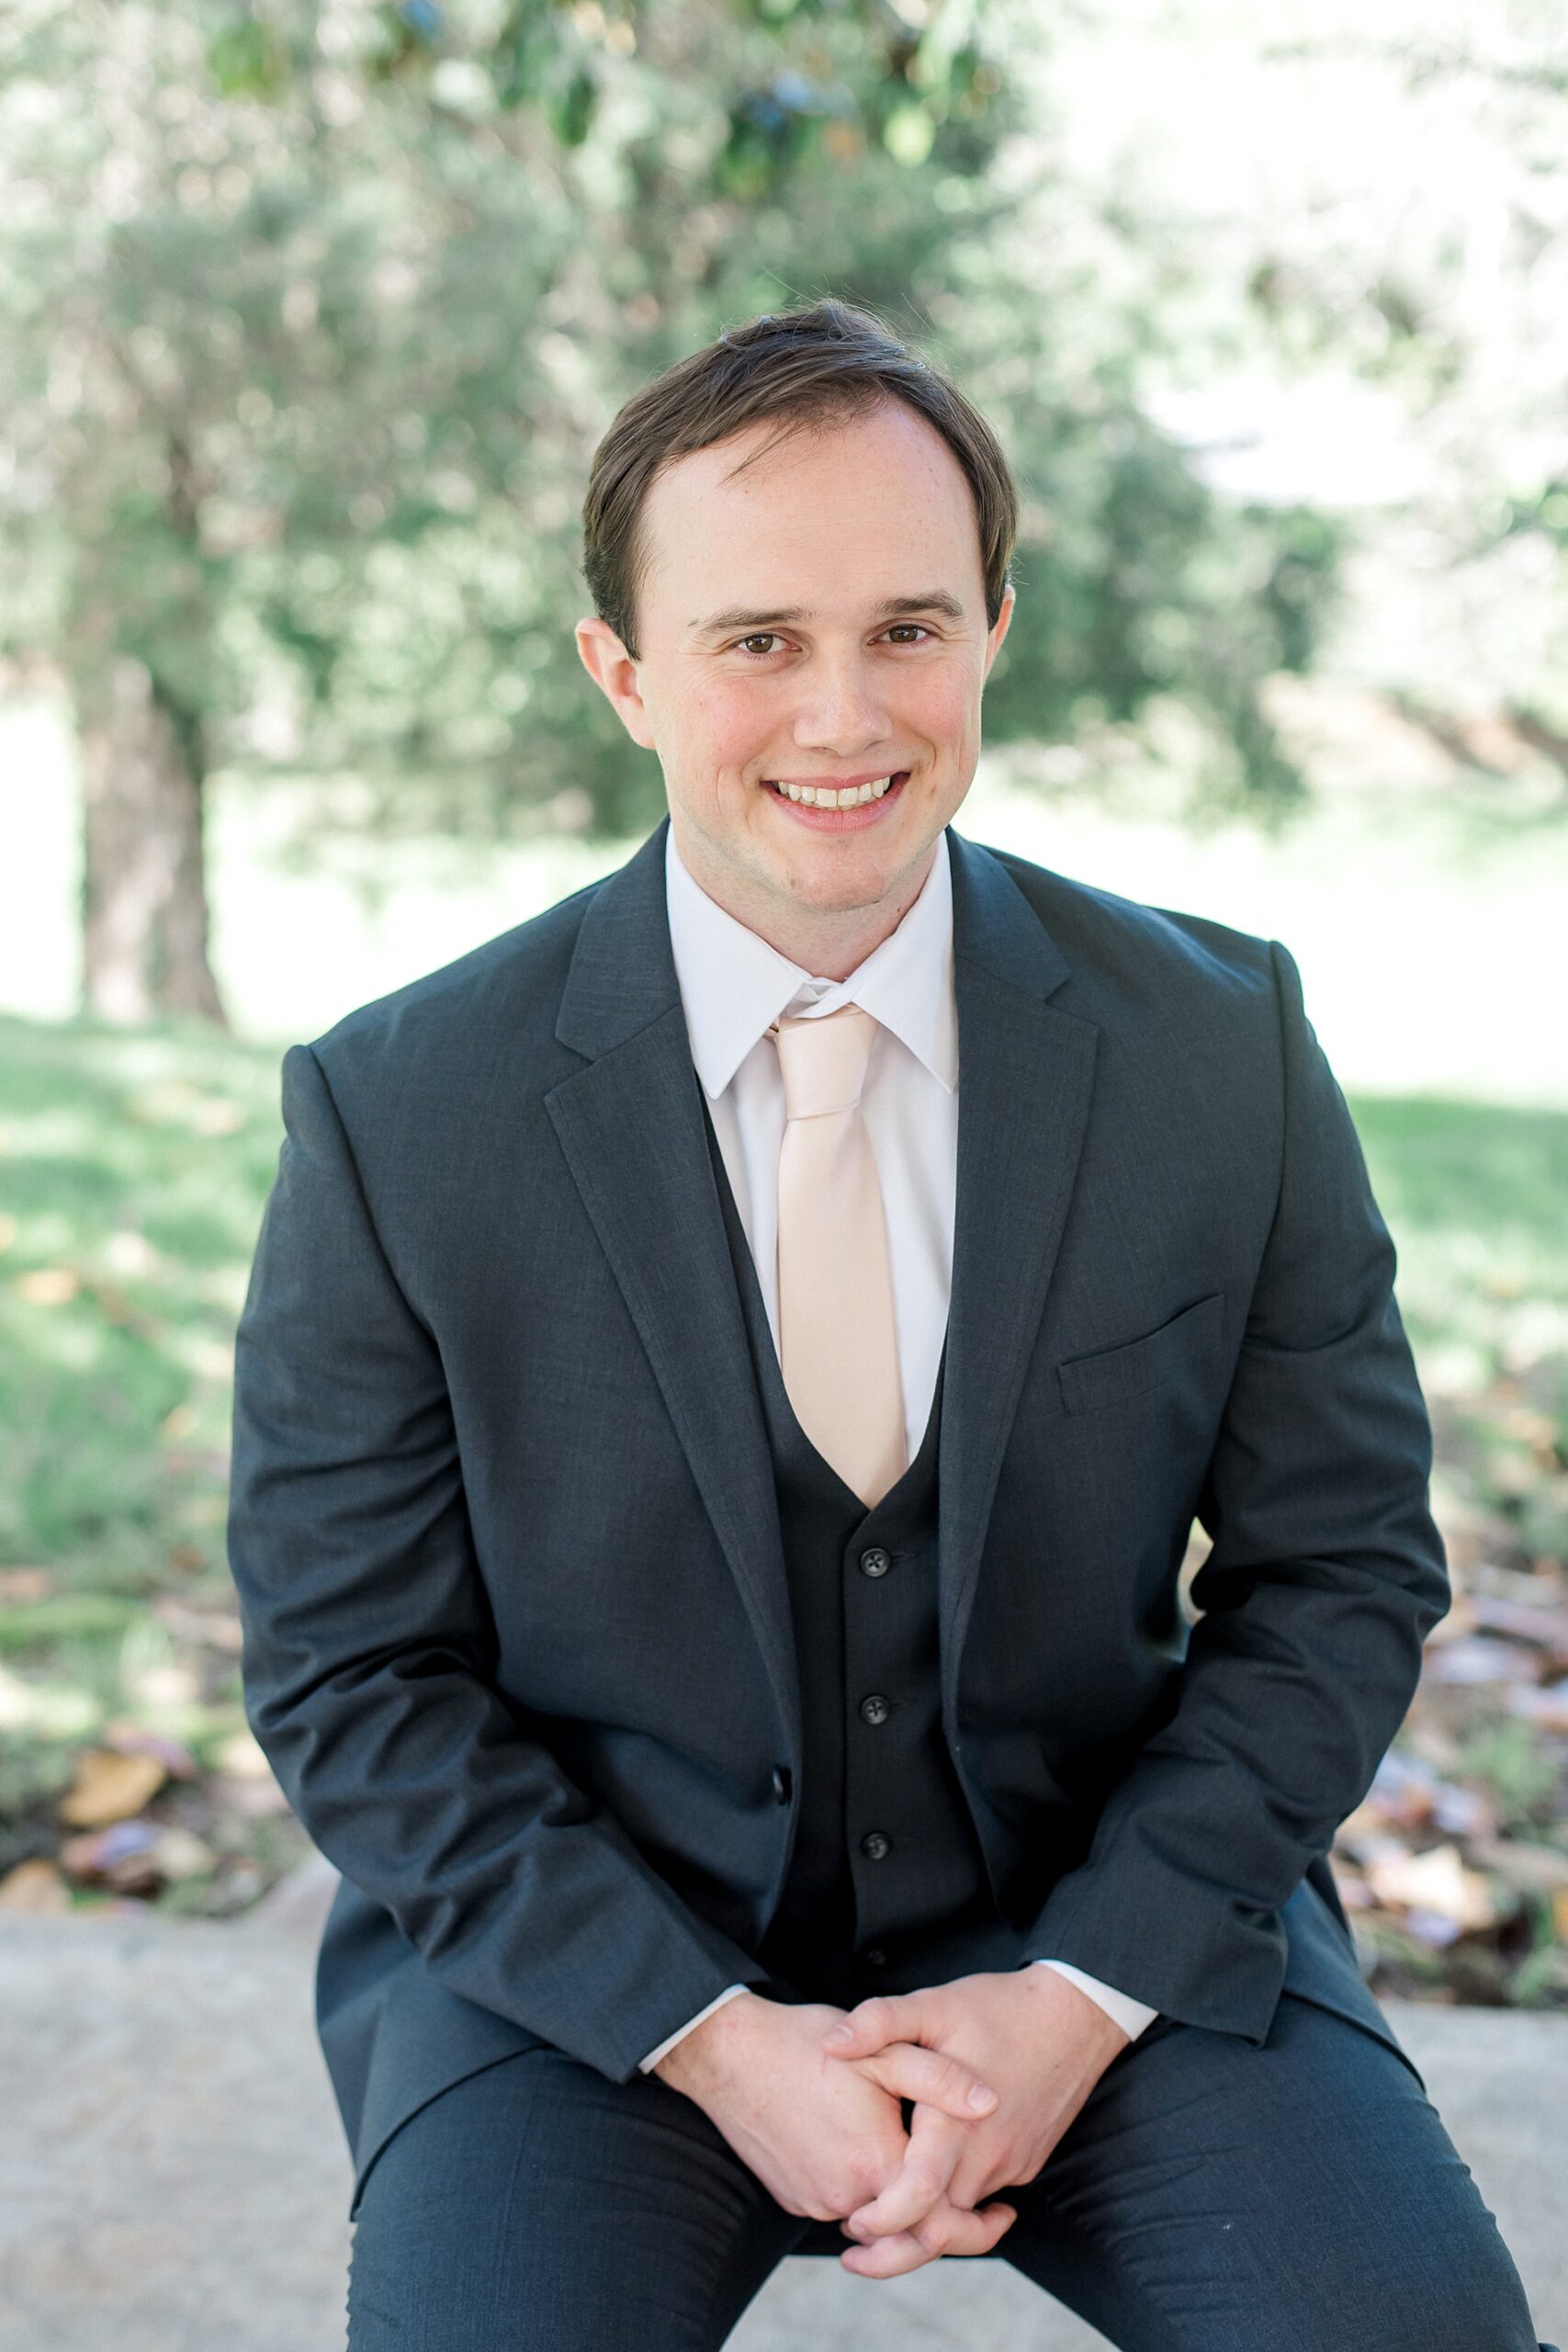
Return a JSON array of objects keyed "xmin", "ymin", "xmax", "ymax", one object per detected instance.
[
  {"xmin": 689, "ymin": 682, "xmax": 770, "ymax": 767},
  {"xmin": 904, "ymin": 669, "xmax": 977, "ymax": 746}
]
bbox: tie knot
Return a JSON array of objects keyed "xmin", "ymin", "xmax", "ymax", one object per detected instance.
[{"xmin": 772, "ymin": 1003, "xmax": 878, "ymax": 1121}]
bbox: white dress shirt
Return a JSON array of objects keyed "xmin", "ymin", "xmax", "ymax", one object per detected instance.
[{"xmin": 638, "ymin": 822, "xmax": 1158, "ymax": 2074}]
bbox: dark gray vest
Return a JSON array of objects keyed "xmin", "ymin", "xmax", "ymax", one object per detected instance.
[{"xmin": 700, "ymin": 1102, "xmax": 1027, "ymax": 2007}]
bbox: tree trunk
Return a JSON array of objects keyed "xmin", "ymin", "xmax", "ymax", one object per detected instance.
[{"xmin": 77, "ymin": 657, "xmax": 227, "ymax": 1027}]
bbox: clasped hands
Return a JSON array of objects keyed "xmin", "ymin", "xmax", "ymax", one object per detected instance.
[{"xmin": 654, "ymin": 1965, "xmax": 1129, "ymax": 2279}]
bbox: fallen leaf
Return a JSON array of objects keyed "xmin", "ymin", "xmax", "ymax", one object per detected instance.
[
  {"xmin": 1465, "ymin": 1593, "xmax": 1568, "ymax": 1666},
  {"xmin": 146, "ymin": 1826, "xmax": 216, "ymax": 1881},
  {"xmin": 1404, "ymin": 1907, "xmax": 1464, "ymax": 1949},
  {"xmin": 56, "ymin": 1747, "xmax": 168, "ymax": 1826},
  {"xmin": 1365, "ymin": 1750, "xmax": 1440, "ymax": 1824},
  {"xmin": 1427, "ymin": 1636, "xmax": 1540, "ymax": 1687},
  {"xmin": 1506, "ymin": 1681, "xmax": 1568, "ymax": 1735},
  {"xmin": 1470, "ymin": 1840, "xmax": 1568, "ymax": 1896},
  {"xmin": 0, "ymin": 1858, "xmax": 71, "ymax": 1913},
  {"xmin": 60, "ymin": 1820, "xmax": 163, "ymax": 1878},
  {"xmin": 99, "ymin": 1722, "xmax": 199, "ymax": 1777},
  {"xmin": 1364, "ymin": 1843, "xmax": 1499, "ymax": 1934},
  {"xmin": 1428, "ymin": 1783, "xmax": 1498, "ymax": 1839}
]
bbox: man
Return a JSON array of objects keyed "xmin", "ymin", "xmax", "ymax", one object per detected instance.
[{"xmin": 229, "ymin": 300, "xmax": 1552, "ymax": 2349}]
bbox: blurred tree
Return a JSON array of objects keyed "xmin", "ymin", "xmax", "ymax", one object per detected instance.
[
  {"xmin": 994, "ymin": 0, "xmax": 1568, "ymax": 806},
  {"xmin": 0, "ymin": 0, "xmax": 1332, "ymax": 1023}
]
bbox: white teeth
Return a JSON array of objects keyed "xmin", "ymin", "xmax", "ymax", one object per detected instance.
[{"xmin": 774, "ymin": 776, "xmax": 896, "ymax": 808}]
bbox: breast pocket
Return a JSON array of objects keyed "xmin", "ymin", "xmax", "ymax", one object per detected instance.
[{"xmin": 1056, "ymin": 1291, "xmax": 1226, "ymax": 1418}]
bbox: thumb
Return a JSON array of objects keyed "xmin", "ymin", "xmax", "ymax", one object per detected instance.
[{"xmin": 822, "ymin": 1992, "xmax": 925, "ymax": 2056}]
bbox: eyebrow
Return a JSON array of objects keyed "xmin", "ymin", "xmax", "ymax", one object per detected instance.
[{"xmin": 687, "ymin": 591, "xmax": 966, "ymax": 638}]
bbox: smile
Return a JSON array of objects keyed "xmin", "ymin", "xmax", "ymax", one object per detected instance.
[
  {"xmin": 773, "ymin": 777, "xmax": 887, "ymax": 808},
  {"xmin": 764, "ymin": 771, "xmax": 909, "ymax": 813}
]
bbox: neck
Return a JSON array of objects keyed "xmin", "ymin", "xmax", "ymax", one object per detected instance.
[{"xmin": 672, "ymin": 824, "xmax": 939, "ymax": 982}]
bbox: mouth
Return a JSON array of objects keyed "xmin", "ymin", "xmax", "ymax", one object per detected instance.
[{"xmin": 761, "ymin": 772, "xmax": 910, "ymax": 829}]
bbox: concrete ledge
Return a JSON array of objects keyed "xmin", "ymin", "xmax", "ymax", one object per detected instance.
[{"xmin": 0, "ymin": 1897, "xmax": 1562, "ymax": 2351}]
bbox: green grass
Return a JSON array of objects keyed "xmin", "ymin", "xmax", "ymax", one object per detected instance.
[
  {"xmin": 0, "ymin": 1012, "xmax": 288, "ymax": 1851},
  {"xmin": 1, "ymin": 1011, "xmax": 1564, "ymax": 1963},
  {"xmin": 0, "ymin": 1012, "xmax": 284, "ymax": 1588},
  {"xmin": 1354, "ymin": 1096, "xmax": 1568, "ymax": 1566}
]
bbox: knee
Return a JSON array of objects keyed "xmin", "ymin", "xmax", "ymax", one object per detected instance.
[{"xmin": 1363, "ymin": 2220, "xmax": 1540, "ymax": 2352}]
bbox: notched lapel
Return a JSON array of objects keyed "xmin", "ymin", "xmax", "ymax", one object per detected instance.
[
  {"xmin": 939, "ymin": 832, "xmax": 1100, "ymax": 1736},
  {"xmin": 544, "ymin": 823, "xmax": 801, "ymax": 1764},
  {"xmin": 540, "ymin": 820, "xmax": 1097, "ymax": 1783}
]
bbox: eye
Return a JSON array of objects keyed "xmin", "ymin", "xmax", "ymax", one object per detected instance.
[
  {"xmin": 734, "ymin": 634, "xmax": 784, "ymax": 659},
  {"xmin": 885, "ymin": 624, "xmax": 932, "ymax": 646}
]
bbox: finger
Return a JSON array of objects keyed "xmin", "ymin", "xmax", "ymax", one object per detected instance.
[
  {"xmin": 852, "ymin": 2039, "xmax": 998, "ymax": 2121},
  {"xmin": 841, "ymin": 2199, "xmax": 1017, "ymax": 2279},
  {"xmin": 822, "ymin": 1992, "xmax": 926, "ymax": 2056},
  {"xmin": 843, "ymin": 2105, "xmax": 964, "ymax": 2238}
]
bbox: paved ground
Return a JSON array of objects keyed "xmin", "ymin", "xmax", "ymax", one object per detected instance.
[{"xmin": 2, "ymin": 1858, "xmax": 1562, "ymax": 2351}]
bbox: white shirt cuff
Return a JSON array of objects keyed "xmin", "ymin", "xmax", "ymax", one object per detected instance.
[
  {"xmin": 1031, "ymin": 1959, "xmax": 1158, "ymax": 2041},
  {"xmin": 637, "ymin": 1983, "xmax": 752, "ymax": 2074}
]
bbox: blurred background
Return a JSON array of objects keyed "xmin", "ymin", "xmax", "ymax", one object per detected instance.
[{"xmin": 0, "ymin": 0, "xmax": 1564, "ymax": 2012}]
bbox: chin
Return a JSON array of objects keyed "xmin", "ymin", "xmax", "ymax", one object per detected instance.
[{"xmin": 782, "ymin": 852, "xmax": 900, "ymax": 910}]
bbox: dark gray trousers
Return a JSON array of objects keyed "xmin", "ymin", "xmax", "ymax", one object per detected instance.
[{"xmin": 344, "ymin": 1991, "xmax": 1551, "ymax": 2351}]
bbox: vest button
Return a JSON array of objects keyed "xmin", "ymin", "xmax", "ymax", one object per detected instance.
[
  {"xmin": 863, "ymin": 1946, "xmax": 887, "ymax": 1967},
  {"xmin": 771, "ymin": 1765, "xmax": 793, "ymax": 1804},
  {"xmin": 860, "ymin": 1830, "xmax": 892, "ymax": 1860},
  {"xmin": 859, "ymin": 1546, "xmax": 891, "ymax": 1578},
  {"xmin": 859, "ymin": 1693, "xmax": 890, "ymax": 1726}
]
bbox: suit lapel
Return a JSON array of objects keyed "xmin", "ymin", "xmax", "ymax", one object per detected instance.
[
  {"xmin": 543, "ymin": 817, "xmax": 1099, "ymax": 1770},
  {"xmin": 938, "ymin": 831, "xmax": 1099, "ymax": 1740},
  {"xmin": 544, "ymin": 823, "xmax": 801, "ymax": 1763}
]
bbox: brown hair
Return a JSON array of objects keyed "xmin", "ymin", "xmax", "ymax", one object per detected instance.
[{"xmin": 581, "ymin": 298, "xmax": 1019, "ymax": 661}]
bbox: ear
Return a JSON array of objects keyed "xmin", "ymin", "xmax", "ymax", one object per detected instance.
[
  {"xmin": 982, "ymin": 582, "xmax": 1016, "ymax": 681},
  {"xmin": 575, "ymin": 616, "xmax": 657, "ymax": 752}
]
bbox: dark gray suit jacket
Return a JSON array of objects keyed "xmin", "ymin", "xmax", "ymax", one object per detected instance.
[{"xmin": 227, "ymin": 816, "xmax": 1449, "ymax": 2218}]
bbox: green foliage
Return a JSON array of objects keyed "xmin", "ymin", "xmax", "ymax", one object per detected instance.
[
  {"xmin": 1451, "ymin": 1720, "xmax": 1563, "ymax": 1836},
  {"xmin": 0, "ymin": 0, "xmax": 1332, "ymax": 850}
]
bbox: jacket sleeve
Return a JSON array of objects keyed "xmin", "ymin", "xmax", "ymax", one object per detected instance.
[
  {"xmin": 1022, "ymin": 939, "xmax": 1450, "ymax": 2040},
  {"xmin": 228, "ymin": 1041, "xmax": 773, "ymax": 2082}
]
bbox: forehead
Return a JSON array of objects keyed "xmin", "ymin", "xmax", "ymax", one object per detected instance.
[{"xmin": 637, "ymin": 398, "xmax": 984, "ymax": 614}]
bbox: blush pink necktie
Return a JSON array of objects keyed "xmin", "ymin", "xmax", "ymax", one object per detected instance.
[{"xmin": 771, "ymin": 1004, "xmax": 908, "ymax": 1509}]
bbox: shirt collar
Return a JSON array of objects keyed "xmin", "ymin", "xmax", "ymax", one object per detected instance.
[{"xmin": 664, "ymin": 820, "xmax": 957, "ymax": 1100}]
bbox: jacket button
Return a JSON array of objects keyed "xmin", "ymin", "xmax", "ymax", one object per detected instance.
[
  {"xmin": 861, "ymin": 1830, "xmax": 891, "ymax": 1860},
  {"xmin": 859, "ymin": 1693, "xmax": 890, "ymax": 1726},
  {"xmin": 863, "ymin": 1946, "xmax": 887, "ymax": 1967},
  {"xmin": 859, "ymin": 1546, "xmax": 891, "ymax": 1578},
  {"xmin": 771, "ymin": 1765, "xmax": 792, "ymax": 1804}
]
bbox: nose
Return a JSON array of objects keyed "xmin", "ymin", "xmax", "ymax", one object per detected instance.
[{"xmin": 789, "ymin": 648, "xmax": 893, "ymax": 759}]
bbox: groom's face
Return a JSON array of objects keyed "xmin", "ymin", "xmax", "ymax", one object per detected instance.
[{"xmin": 576, "ymin": 395, "xmax": 1013, "ymax": 932}]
